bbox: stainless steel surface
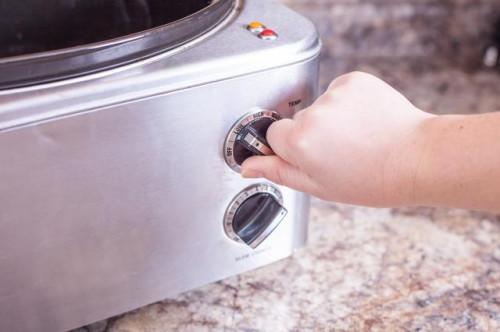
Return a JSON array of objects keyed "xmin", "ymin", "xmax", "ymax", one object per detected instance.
[
  {"xmin": 224, "ymin": 110, "xmax": 282, "ymax": 172},
  {"xmin": 0, "ymin": 1, "xmax": 320, "ymax": 331},
  {"xmin": 0, "ymin": 0, "xmax": 235, "ymax": 89},
  {"xmin": 223, "ymin": 183, "xmax": 287, "ymax": 248},
  {"xmin": 0, "ymin": 59, "xmax": 317, "ymax": 331},
  {"xmin": 0, "ymin": 0, "xmax": 320, "ymax": 130}
]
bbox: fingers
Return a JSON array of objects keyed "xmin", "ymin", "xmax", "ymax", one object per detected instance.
[
  {"xmin": 241, "ymin": 155, "xmax": 316, "ymax": 194},
  {"xmin": 266, "ymin": 118, "xmax": 303, "ymax": 166}
]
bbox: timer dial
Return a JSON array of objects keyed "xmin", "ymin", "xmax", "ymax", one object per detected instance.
[
  {"xmin": 224, "ymin": 110, "xmax": 281, "ymax": 172},
  {"xmin": 224, "ymin": 183, "xmax": 287, "ymax": 249}
]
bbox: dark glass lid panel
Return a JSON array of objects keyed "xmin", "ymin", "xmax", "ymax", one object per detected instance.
[{"xmin": 0, "ymin": 0, "xmax": 212, "ymax": 58}]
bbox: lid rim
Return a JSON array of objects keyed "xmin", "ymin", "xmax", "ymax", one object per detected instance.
[{"xmin": 0, "ymin": 0, "xmax": 235, "ymax": 89}]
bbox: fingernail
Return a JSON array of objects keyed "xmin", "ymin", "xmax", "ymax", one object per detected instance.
[{"xmin": 241, "ymin": 169, "xmax": 264, "ymax": 178}]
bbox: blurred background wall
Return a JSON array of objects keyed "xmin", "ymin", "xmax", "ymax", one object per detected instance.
[{"xmin": 279, "ymin": 0, "xmax": 500, "ymax": 114}]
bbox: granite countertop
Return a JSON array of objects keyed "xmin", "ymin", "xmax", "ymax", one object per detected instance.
[{"xmin": 76, "ymin": 0, "xmax": 500, "ymax": 330}]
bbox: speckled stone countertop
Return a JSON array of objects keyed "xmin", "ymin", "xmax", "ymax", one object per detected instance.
[{"xmin": 75, "ymin": 1, "xmax": 500, "ymax": 331}]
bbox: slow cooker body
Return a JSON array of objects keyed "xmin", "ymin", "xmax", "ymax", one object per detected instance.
[{"xmin": 0, "ymin": 1, "xmax": 321, "ymax": 331}]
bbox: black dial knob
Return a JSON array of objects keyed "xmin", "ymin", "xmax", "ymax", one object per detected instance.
[
  {"xmin": 224, "ymin": 184, "xmax": 287, "ymax": 248},
  {"xmin": 224, "ymin": 110, "xmax": 282, "ymax": 172}
]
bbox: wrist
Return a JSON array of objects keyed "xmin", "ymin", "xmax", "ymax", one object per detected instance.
[
  {"xmin": 383, "ymin": 110, "xmax": 439, "ymax": 207},
  {"xmin": 402, "ymin": 113, "xmax": 468, "ymax": 207}
]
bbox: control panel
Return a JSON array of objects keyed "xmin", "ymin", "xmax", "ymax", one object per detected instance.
[{"xmin": 223, "ymin": 109, "xmax": 286, "ymax": 249}]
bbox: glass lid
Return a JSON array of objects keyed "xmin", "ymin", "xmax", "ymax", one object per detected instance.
[{"xmin": 0, "ymin": 0, "xmax": 235, "ymax": 89}]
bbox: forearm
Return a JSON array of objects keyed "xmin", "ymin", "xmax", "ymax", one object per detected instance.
[{"xmin": 412, "ymin": 112, "xmax": 500, "ymax": 212}]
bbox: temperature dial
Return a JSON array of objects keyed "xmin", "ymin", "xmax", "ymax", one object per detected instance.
[
  {"xmin": 224, "ymin": 110, "xmax": 281, "ymax": 172},
  {"xmin": 224, "ymin": 183, "xmax": 287, "ymax": 249}
]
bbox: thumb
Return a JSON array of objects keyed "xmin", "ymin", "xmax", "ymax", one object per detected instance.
[{"xmin": 241, "ymin": 155, "xmax": 316, "ymax": 194}]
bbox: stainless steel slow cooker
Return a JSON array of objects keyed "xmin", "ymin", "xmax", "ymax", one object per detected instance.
[{"xmin": 0, "ymin": 1, "xmax": 320, "ymax": 331}]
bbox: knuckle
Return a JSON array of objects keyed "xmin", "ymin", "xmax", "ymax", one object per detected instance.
[
  {"xmin": 328, "ymin": 71, "xmax": 372, "ymax": 91},
  {"xmin": 318, "ymin": 89, "xmax": 338, "ymax": 104},
  {"xmin": 288, "ymin": 126, "xmax": 310, "ymax": 153},
  {"xmin": 266, "ymin": 120, "xmax": 283, "ymax": 145},
  {"xmin": 272, "ymin": 167, "xmax": 286, "ymax": 185},
  {"xmin": 287, "ymin": 109, "xmax": 321, "ymax": 153},
  {"xmin": 348, "ymin": 70, "xmax": 370, "ymax": 79},
  {"xmin": 292, "ymin": 108, "xmax": 307, "ymax": 120},
  {"xmin": 346, "ymin": 71, "xmax": 372, "ymax": 82}
]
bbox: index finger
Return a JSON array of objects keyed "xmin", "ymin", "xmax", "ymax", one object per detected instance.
[{"xmin": 266, "ymin": 117, "xmax": 302, "ymax": 166}]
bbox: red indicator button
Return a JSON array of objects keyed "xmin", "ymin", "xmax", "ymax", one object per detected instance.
[{"xmin": 258, "ymin": 29, "xmax": 278, "ymax": 41}]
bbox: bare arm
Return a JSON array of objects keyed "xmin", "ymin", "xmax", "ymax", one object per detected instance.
[
  {"xmin": 413, "ymin": 113, "xmax": 500, "ymax": 212},
  {"xmin": 241, "ymin": 72, "xmax": 500, "ymax": 213}
]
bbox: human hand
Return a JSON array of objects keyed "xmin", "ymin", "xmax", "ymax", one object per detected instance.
[{"xmin": 241, "ymin": 72, "xmax": 434, "ymax": 207}]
